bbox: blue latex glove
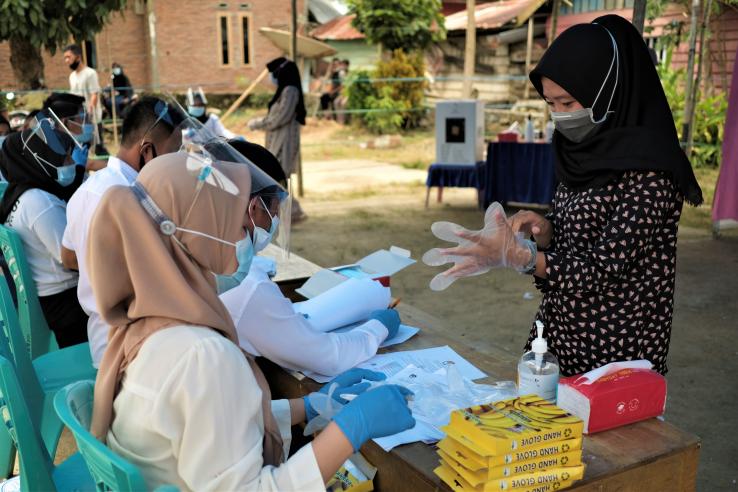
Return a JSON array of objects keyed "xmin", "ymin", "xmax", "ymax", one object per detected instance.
[
  {"xmin": 72, "ymin": 145, "xmax": 89, "ymax": 167},
  {"xmin": 333, "ymin": 385, "xmax": 416, "ymax": 452},
  {"xmin": 304, "ymin": 368, "xmax": 386, "ymax": 421},
  {"xmin": 370, "ymin": 309, "xmax": 401, "ymax": 339}
]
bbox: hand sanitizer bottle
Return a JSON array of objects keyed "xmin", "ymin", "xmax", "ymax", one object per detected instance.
[
  {"xmin": 518, "ymin": 320, "xmax": 559, "ymax": 402},
  {"xmin": 524, "ymin": 114, "xmax": 535, "ymax": 142}
]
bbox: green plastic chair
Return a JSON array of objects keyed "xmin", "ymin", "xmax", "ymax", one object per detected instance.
[
  {"xmin": 0, "ymin": 279, "xmax": 95, "ymax": 478},
  {"xmin": 54, "ymin": 380, "xmax": 180, "ymax": 492},
  {"xmin": 0, "ymin": 225, "xmax": 96, "ymax": 389},
  {"xmin": 0, "ymin": 343, "xmax": 95, "ymax": 490}
]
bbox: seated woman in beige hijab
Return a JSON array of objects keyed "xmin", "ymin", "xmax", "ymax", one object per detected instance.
[{"xmin": 86, "ymin": 150, "xmax": 414, "ymax": 491}]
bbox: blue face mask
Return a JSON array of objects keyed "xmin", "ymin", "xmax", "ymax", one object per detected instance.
[
  {"xmin": 214, "ymin": 232, "xmax": 255, "ymax": 294},
  {"xmin": 55, "ymin": 164, "xmax": 77, "ymax": 187},
  {"xmin": 188, "ymin": 105, "xmax": 205, "ymax": 118}
]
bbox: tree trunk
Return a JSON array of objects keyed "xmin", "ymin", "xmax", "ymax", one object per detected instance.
[
  {"xmin": 632, "ymin": 0, "xmax": 647, "ymax": 35},
  {"xmin": 9, "ymin": 37, "xmax": 45, "ymax": 89}
]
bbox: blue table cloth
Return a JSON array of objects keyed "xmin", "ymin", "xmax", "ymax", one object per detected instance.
[
  {"xmin": 478, "ymin": 142, "xmax": 556, "ymax": 207},
  {"xmin": 425, "ymin": 163, "xmax": 481, "ymax": 189}
]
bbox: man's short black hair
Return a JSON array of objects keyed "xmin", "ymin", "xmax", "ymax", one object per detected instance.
[
  {"xmin": 64, "ymin": 44, "xmax": 82, "ymax": 56},
  {"xmin": 43, "ymin": 92, "xmax": 85, "ymax": 119},
  {"xmin": 120, "ymin": 97, "xmax": 183, "ymax": 147}
]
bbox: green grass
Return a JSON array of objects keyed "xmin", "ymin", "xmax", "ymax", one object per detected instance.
[{"xmin": 680, "ymin": 166, "xmax": 720, "ymax": 231}]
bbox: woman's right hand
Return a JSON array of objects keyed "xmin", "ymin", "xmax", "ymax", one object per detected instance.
[
  {"xmin": 332, "ymin": 385, "xmax": 415, "ymax": 452},
  {"xmin": 510, "ymin": 211, "xmax": 553, "ymax": 249}
]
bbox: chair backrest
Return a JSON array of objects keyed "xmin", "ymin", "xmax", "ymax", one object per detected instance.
[
  {"xmin": 0, "ymin": 225, "xmax": 58, "ymax": 359},
  {"xmin": 0, "ymin": 351, "xmax": 55, "ymax": 491},
  {"xmin": 54, "ymin": 381, "xmax": 150, "ymax": 492}
]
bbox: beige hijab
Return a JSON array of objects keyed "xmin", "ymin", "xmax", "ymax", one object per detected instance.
[{"xmin": 88, "ymin": 152, "xmax": 283, "ymax": 465}]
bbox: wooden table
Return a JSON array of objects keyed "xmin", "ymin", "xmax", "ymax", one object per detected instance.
[{"xmin": 264, "ymin": 254, "xmax": 701, "ymax": 492}]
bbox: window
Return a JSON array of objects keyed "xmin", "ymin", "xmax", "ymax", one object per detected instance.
[
  {"xmin": 645, "ymin": 37, "xmax": 667, "ymax": 65},
  {"xmin": 560, "ymin": 0, "xmax": 633, "ymax": 14},
  {"xmin": 83, "ymin": 40, "xmax": 98, "ymax": 69},
  {"xmin": 240, "ymin": 14, "xmax": 253, "ymax": 65},
  {"xmin": 217, "ymin": 14, "xmax": 232, "ymax": 66}
]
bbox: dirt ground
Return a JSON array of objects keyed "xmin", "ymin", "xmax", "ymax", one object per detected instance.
[{"xmin": 289, "ymin": 159, "xmax": 738, "ymax": 492}]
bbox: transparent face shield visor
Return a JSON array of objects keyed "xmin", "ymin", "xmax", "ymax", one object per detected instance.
[
  {"xmin": 21, "ymin": 113, "xmax": 75, "ymax": 179},
  {"xmin": 170, "ymin": 110, "xmax": 291, "ymax": 255}
]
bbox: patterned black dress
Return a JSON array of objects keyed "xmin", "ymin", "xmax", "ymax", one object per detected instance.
[{"xmin": 526, "ymin": 171, "xmax": 683, "ymax": 377}]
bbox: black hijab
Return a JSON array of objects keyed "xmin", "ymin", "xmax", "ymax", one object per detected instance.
[
  {"xmin": 0, "ymin": 121, "xmax": 84, "ymax": 223},
  {"xmin": 267, "ymin": 57, "xmax": 307, "ymax": 125},
  {"xmin": 43, "ymin": 92, "xmax": 85, "ymax": 120},
  {"xmin": 530, "ymin": 14, "xmax": 703, "ymax": 205}
]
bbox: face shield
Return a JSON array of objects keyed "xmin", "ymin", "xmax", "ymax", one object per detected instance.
[
  {"xmin": 180, "ymin": 118, "xmax": 291, "ymax": 256},
  {"xmin": 21, "ymin": 112, "xmax": 76, "ymax": 185}
]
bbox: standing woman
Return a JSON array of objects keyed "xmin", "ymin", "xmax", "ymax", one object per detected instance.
[
  {"xmin": 249, "ymin": 57, "xmax": 308, "ymax": 222},
  {"xmin": 0, "ymin": 119, "xmax": 88, "ymax": 347},
  {"xmin": 425, "ymin": 15, "xmax": 702, "ymax": 377}
]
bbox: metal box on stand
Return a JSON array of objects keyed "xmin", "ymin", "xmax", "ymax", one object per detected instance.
[{"xmin": 435, "ymin": 100, "xmax": 485, "ymax": 165}]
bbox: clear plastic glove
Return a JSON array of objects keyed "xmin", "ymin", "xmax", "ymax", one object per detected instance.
[
  {"xmin": 72, "ymin": 145, "xmax": 89, "ymax": 167},
  {"xmin": 332, "ymin": 385, "xmax": 416, "ymax": 452},
  {"xmin": 422, "ymin": 202, "xmax": 537, "ymax": 291},
  {"xmin": 369, "ymin": 309, "xmax": 400, "ymax": 339},
  {"xmin": 304, "ymin": 368, "xmax": 386, "ymax": 421}
]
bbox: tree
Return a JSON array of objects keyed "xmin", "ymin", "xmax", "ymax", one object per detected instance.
[
  {"xmin": 0, "ymin": 0, "xmax": 127, "ymax": 89},
  {"xmin": 347, "ymin": 0, "xmax": 446, "ymax": 53}
]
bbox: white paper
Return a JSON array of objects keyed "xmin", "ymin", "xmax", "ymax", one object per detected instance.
[
  {"xmin": 303, "ymin": 345, "xmax": 486, "ymax": 383},
  {"xmin": 331, "ymin": 323, "xmax": 419, "ymax": 349},
  {"xmin": 293, "ymin": 278, "xmax": 391, "ymax": 333}
]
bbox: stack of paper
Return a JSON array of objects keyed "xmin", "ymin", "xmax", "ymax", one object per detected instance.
[{"xmin": 435, "ymin": 395, "xmax": 586, "ymax": 491}]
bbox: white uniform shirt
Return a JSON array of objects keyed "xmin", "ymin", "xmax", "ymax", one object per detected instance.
[
  {"xmin": 62, "ymin": 156, "xmax": 138, "ymax": 366},
  {"xmin": 219, "ymin": 259, "xmax": 389, "ymax": 376},
  {"xmin": 108, "ymin": 325, "xmax": 324, "ymax": 492},
  {"xmin": 4, "ymin": 188, "xmax": 78, "ymax": 296},
  {"xmin": 69, "ymin": 66, "xmax": 103, "ymax": 123},
  {"xmin": 204, "ymin": 114, "xmax": 236, "ymax": 140}
]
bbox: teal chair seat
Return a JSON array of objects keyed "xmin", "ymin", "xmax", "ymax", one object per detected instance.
[{"xmin": 55, "ymin": 380, "xmax": 179, "ymax": 492}]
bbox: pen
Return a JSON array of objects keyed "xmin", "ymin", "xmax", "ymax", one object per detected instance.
[{"xmin": 389, "ymin": 297, "xmax": 401, "ymax": 309}]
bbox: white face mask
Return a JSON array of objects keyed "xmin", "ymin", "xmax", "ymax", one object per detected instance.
[
  {"xmin": 551, "ymin": 25, "xmax": 619, "ymax": 143},
  {"xmin": 251, "ymin": 196, "xmax": 279, "ymax": 253}
]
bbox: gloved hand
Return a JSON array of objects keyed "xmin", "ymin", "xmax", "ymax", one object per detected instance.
[
  {"xmin": 72, "ymin": 145, "xmax": 89, "ymax": 167},
  {"xmin": 304, "ymin": 368, "xmax": 386, "ymax": 420},
  {"xmin": 333, "ymin": 385, "xmax": 416, "ymax": 452},
  {"xmin": 369, "ymin": 309, "xmax": 400, "ymax": 339},
  {"xmin": 422, "ymin": 202, "xmax": 537, "ymax": 291}
]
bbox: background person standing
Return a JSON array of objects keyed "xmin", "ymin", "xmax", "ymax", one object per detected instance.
[{"xmin": 63, "ymin": 44, "xmax": 109, "ymax": 156}]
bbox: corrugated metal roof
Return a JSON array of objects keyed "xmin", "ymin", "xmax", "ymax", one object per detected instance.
[
  {"xmin": 311, "ymin": 14, "xmax": 364, "ymax": 41},
  {"xmin": 445, "ymin": 0, "xmax": 546, "ymax": 31}
]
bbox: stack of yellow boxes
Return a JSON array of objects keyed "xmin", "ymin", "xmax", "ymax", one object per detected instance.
[{"xmin": 435, "ymin": 394, "xmax": 586, "ymax": 492}]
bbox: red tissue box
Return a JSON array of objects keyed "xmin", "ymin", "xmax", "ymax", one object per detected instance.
[
  {"xmin": 557, "ymin": 361, "xmax": 667, "ymax": 434},
  {"xmin": 497, "ymin": 132, "xmax": 519, "ymax": 142}
]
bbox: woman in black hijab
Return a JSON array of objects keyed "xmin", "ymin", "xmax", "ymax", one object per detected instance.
[
  {"xmin": 0, "ymin": 120, "xmax": 88, "ymax": 348},
  {"xmin": 436, "ymin": 15, "xmax": 699, "ymax": 376},
  {"xmin": 248, "ymin": 57, "xmax": 307, "ymax": 222}
]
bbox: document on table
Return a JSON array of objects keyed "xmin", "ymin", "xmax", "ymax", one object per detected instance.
[
  {"xmin": 303, "ymin": 345, "xmax": 486, "ymax": 384},
  {"xmin": 293, "ymin": 277, "xmax": 391, "ymax": 333}
]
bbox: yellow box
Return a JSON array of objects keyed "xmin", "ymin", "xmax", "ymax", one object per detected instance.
[
  {"xmin": 435, "ymin": 460, "xmax": 585, "ymax": 492},
  {"xmin": 438, "ymin": 433, "xmax": 583, "ymax": 471},
  {"xmin": 447, "ymin": 395, "xmax": 584, "ymax": 455},
  {"xmin": 439, "ymin": 448, "xmax": 582, "ymax": 484}
]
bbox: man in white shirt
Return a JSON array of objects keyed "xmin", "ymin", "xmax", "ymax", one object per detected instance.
[
  {"xmin": 63, "ymin": 44, "xmax": 108, "ymax": 156},
  {"xmin": 61, "ymin": 97, "xmax": 185, "ymax": 366}
]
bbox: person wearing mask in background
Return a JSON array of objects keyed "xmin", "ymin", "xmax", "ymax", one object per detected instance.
[
  {"xmin": 319, "ymin": 58, "xmax": 341, "ymax": 118},
  {"xmin": 0, "ymin": 116, "xmax": 88, "ymax": 347},
  {"xmin": 61, "ymin": 97, "xmax": 185, "ymax": 367},
  {"xmin": 186, "ymin": 87, "xmax": 236, "ymax": 140},
  {"xmin": 425, "ymin": 15, "xmax": 702, "ymax": 377},
  {"xmin": 218, "ymin": 139, "xmax": 400, "ymax": 377},
  {"xmin": 248, "ymin": 57, "xmax": 307, "ymax": 223},
  {"xmin": 63, "ymin": 44, "xmax": 109, "ymax": 156},
  {"xmin": 87, "ymin": 149, "xmax": 415, "ymax": 490},
  {"xmin": 104, "ymin": 62, "xmax": 134, "ymax": 117}
]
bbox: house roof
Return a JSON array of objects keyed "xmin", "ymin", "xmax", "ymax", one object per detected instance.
[
  {"xmin": 308, "ymin": 0, "xmax": 349, "ymax": 25},
  {"xmin": 311, "ymin": 14, "xmax": 363, "ymax": 41},
  {"xmin": 445, "ymin": 0, "xmax": 547, "ymax": 31}
]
